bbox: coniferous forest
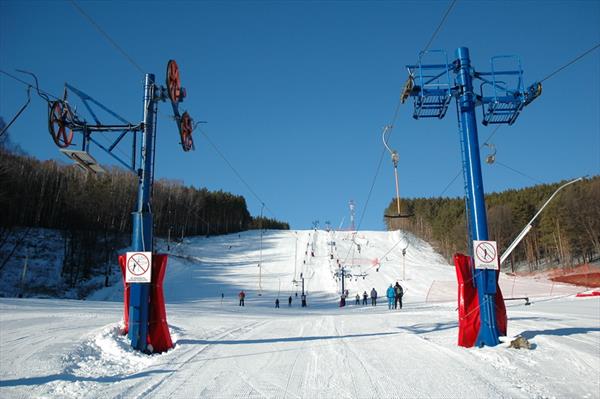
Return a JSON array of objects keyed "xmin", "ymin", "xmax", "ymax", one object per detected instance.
[
  {"xmin": 0, "ymin": 143, "xmax": 288, "ymax": 290},
  {"xmin": 384, "ymin": 176, "xmax": 600, "ymax": 272}
]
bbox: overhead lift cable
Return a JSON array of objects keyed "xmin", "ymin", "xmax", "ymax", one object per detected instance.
[
  {"xmin": 0, "ymin": 69, "xmax": 59, "ymax": 102},
  {"xmin": 341, "ymin": 0, "xmax": 458, "ymax": 267},
  {"xmin": 68, "ymin": 0, "xmax": 145, "ymax": 74},
  {"xmin": 198, "ymin": 127, "xmax": 278, "ymax": 220},
  {"xmin": 540, "ymin": 42, "xmax": 600, "ymax": 83},
  {"xmin": 0, "ymin": 69, "xmax": 61, "ymax": 138}
]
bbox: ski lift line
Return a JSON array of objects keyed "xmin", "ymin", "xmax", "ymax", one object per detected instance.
[
  {"xmin": 438, "ymin": 124, "xmax": 502, "ymax": 197},
  {"xmin": 383, "ymin": 0, "xmax": 458, "ymax": 134},
  {"xmin": 0, "ymin": 86, "xmax": 30, "ymax": 138},
  {"xmin": 68, "ymin": 0, "xmax": 145, "ymax": 75},
  {"xmin": 0, "ymin": 69, "xmax": 60, "ymax": 102},
  {"xmin": 14, "ymin": 69, "xmax": 53, "ymax": 103},
  {"xmin": 418, "ymin": 0, "xmax": 458, "ymax": 63},
  {"xmin": 366, "ymin": 237, "xmax": 405, "ymax": 273},
  {"xmin": 197, "ymin": 127, "xmax": 277, "ymax": 219},
  {"xmin": 339, "ymin": 147, "xmax": 386, "ymax": 266},
  {"xmin": 495, "ymin": 161, "xmax": 543, "ymax": 185},
  {"xmin": 539, "ymin": 43, "xmax": 600, "ymax": 83},
  {"xmin": 366, "ymin": 1, "xmax": 458, "ymax": 225}
]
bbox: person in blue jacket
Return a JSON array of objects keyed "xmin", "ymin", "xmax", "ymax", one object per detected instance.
[{"xmin": 386, "ymin": 284, "xmax": 395, "ymax": 310}]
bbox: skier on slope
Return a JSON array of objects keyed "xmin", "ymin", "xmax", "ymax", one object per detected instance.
[
  {"xmin": 362, "ymin": 291, "xmax": 368, "ymax": 305},
  {"xmin": 394, "ymin": 282, "xmax": 404, "ymax": 310},
  {"xmin": 386, "ymin": 284, "xmax": 395, "ymax": 310},
  {"xmin": 238, "ymin": 290, "xmax": 245, "ymax": 306},
  {"xmin": 370, "ymin": 288, "xmax": 378, "ymax": 306}
]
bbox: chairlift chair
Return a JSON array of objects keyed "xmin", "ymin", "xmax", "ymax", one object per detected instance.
[
  {"xmin": 407, "ymin": 50, "xmax": 453, "ymax": 119},
  {"xmin": 484, "ymin": 143, "xmax": 496, "ymax": 164}
]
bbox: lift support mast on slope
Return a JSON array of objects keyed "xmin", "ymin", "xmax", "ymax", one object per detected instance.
[{"xmin": 402, "ymin": 47, "xmax": 542, "ymax": 347}]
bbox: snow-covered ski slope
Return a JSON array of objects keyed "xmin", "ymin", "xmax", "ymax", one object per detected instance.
[{"xmin": 1, "ymin": 230, "xmax": 599, "ymax": 399}]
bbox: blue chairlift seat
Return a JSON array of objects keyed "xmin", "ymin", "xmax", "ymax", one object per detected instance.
[
  {"xmin": 408, "ymin": 50, "xmax": 453, "ymax": 120},
  {"xmin": 479, "ymin": 55, "xmax": 526, "ymax": 126}
]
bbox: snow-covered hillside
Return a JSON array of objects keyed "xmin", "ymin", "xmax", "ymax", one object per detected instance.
[{"xmin": 1, "ymin": 230, "xmax": 599, "ymax": 398}]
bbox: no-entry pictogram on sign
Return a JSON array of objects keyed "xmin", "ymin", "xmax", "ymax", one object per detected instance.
[
  {"xmin": 473, "ymin": 240, "xmax": 499, "ymax": 270},
  {"xmin": 126, "ymin": 252, "xmax": 152, "ymax": 283}
]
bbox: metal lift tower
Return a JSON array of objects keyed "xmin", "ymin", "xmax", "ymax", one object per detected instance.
[
  {"xmin": 402, "ymin": 47, "xmax": 541, "ymax": 346},
  {"xmin": 47, "ymin": 60, "xmax": 194, "ymax": 352}
]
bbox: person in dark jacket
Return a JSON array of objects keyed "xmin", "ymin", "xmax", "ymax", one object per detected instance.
[
  {"xmin": 288, "ymin": 296, "xmax": 292, "ymax": 306},
  {"xmin": 362, "ymin": 291, "xmax": 368, "ymax": 305},
  {"xmin": 275, "ymin": 298, "xmax": 280, "ymax": 308},
  {"xmin": 339, "ymin": 294, "xmax": 346, "ymax": 307},
  {"xmin": 370, "ymin": 288, "xmax": 378, "ymax": 306},
  {"xmin": 238, "ymin": 290, "xmax": 245, "ymax": 306},
  {"xmin": 394, "ymin": 282, "xmax": 404, "ymax": 309}
]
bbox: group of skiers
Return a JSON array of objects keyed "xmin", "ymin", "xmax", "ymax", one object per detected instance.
[
  {"xmin": 386, "ymin": 282, "xmax": 404, "ymax": 310},
  {"xmin": 237, "ymin": 283, "xmax": 404, "ymax": 310},
  {"xmin": 340, "ymin": 288, "xmax": 376, "ymax": 306},
  {"xmin": 236, "ymin": 291, "xmax": 308, "ymax": 308},
  {"xmin": 339, "ymin": 283, "xmax": 404, "ymax": 309},
  {"xmin": 275, "ymin": 295, "xmax": 304, "ymax": 308}
]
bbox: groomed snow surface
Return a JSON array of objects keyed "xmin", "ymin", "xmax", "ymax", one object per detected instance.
[{"xmin": 1, "ymin": 230, "xmax": 599, "ymax": 398}]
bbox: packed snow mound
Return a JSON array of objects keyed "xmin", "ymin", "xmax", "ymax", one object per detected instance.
[{"xmin": 90, "ymin": 229, "xmax": 455, "ymax": 306}]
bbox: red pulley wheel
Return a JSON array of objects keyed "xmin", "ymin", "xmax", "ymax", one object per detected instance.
[
  {"xmin": 48, "ymin": 101, "xmax": 74, "ymax": 148},
  {"xmin": 179, "ymin": 112, "xmax": 194, "ymax": 152},
  {"xmin": 166, "ymin": 60, "xmax": 181, "ymax": 103}
]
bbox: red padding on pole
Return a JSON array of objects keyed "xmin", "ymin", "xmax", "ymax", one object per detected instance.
[
  {"xmin": 147, "ymin": 254, "xmax": 173, "ymax": 353},
  {"xmin": 118, "ymin": 254, "xmax": 130, "ymax": 335},
  {"xmin": 454, "ymin": 253, "xmax": 480, "ymax": 347},
  {"xmin": 495, "ymin": 270, "xmax": 507, "ymax": 337}
]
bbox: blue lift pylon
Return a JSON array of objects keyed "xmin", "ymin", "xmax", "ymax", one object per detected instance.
[
  {"xmin": 47, "ymin": 60, "xmax": 195, "ymax": 353},
  {"xmin": 404, "ymin": 47, "xmax": 541, "ymax": 347}
]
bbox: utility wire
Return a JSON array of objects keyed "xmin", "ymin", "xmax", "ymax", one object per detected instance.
[
  {"xmin": 356, "ymin": 147, "xmax": 387, "ymax": 232},
  {"xmin": 420, "ymin": 0, "xmax": 458, "ymax": 59},
  {"xmin": 389, "ymin": 0, "xmax": 458, "ymax": 131},
  {"xmin": 439, "ymin": 124, "xmax": 502, "ymax": 197},
  {"xmin": 68, "ymin": 0, "xmax": 145, "ymax": 75},
  {"xmin": 439, "ymin": 171, "xmax": 462, "ymax": 198},
  {"xmin": 0, "ymin": 69, "xmax": 59, "ymax": 101},
  {"xmin": 340, "ymin": 0, "xmax": 459, "ymax": 268},
  {"xmin": 197, "ymin": 127, "xmax": 277, "ymax": 220},
  {"xmin": 495, "ymin": 161, "xmax": 543, "ymax": 185},
  {"xmin": 357, "ymin": 0, "xmax": 459, "ymax": 228},
  {"xmin": 540, "ymin": 42, "xmax": 600, "ymax": 83}
]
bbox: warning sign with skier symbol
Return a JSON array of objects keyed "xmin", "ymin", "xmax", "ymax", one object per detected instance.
[
  {"xmin": 126, "ymin": 252, "xmax": 152, "ymax": 283},
  {"xmin": 473, "ymin": 240, "xmax": 499, "ymax": 270}
]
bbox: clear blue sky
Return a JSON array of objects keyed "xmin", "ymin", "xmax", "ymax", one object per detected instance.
[{"xmin": 1, "ymin": 0, "xmax": 599, "ymax": 231}]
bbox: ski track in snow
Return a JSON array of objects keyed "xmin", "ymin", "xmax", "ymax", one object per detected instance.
[{"xmin": 1, "ymin": 229, "xmax": 599, "ymax": 399}]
